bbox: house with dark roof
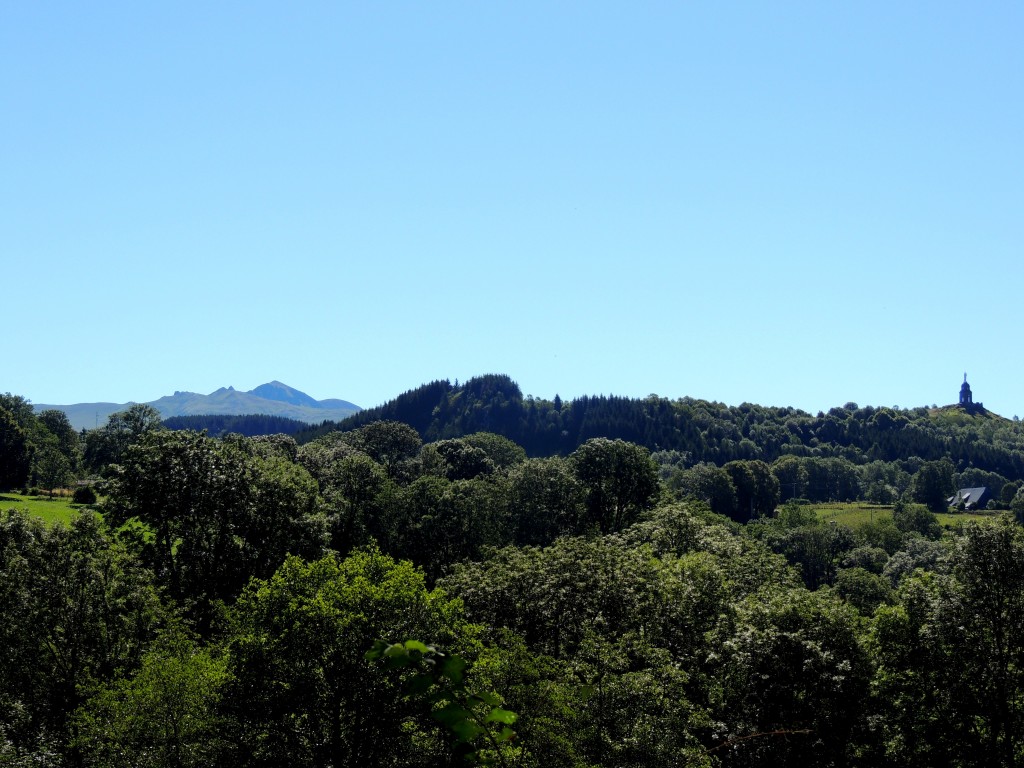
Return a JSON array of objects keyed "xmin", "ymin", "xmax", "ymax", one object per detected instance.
[{"xmin": 947, "ymin": 486, "xmax": 991, "ymax": 511}]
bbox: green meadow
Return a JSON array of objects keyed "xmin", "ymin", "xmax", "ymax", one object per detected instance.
[
  {"xmin": 0, "ymin": 493, "xmax": 83, "ymax": 526},
  {"xmin": 812, "ymin": 500, "xmax": 997, "ymax": 529}
]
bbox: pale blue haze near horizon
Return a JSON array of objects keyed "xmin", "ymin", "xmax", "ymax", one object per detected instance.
[{"xmin": 3, "ymin": 3, "xmax": 1022, "ymax": 418}]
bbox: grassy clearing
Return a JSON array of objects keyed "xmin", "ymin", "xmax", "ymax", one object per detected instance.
[
  {"xmin": 811, "ymin": 501, "xmax": 995, "ymax": 529},
  {"xmin": 813, "ymin": 502, "xmax": 894, "ymax": 527},
  {"xmin": 0, "ymin": 493, "xmax": 84, "ymax": 526},
  {"xmin": 935, "ymin": 509, "xmax": 1004, "ymax": 528}
]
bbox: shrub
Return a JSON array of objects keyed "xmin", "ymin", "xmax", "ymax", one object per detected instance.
[
  {"xmin": 892, "ymin": 500, "xmax": 941, "ymax": 539},
  {"xmin": 73, "ymin": 485, "xmax": 98, "ymax": 505}
]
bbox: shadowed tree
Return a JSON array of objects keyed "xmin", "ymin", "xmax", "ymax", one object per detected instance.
[
  {"xmin": 724, "ymin": 460, "xmax": 780, "ymax": 521},
  {"xmin": 569, "ymin": 438, "xmax": 659, "ymax": 534},
  {"xmin": 911, "ymin": 459, "xmax": 954, "ymax": 513},
  {"xmin": 105, "ymin": 431, "xmax": 327, "ymax": 621},
  {"xmin": 0, "ymin": 510, "xmax": 164, "ymax": 763},
  {"xmin": 74, "ymin": 623, "xmax": 229, "ymax": 768},
  {"xmin": 225, "ymin": 549, "xmax": 470, "ymax": 768},
  {"xmin": 340, "ymin": 421, "xmax": 422, "ymax": 480},
  {"xmin": 420, "ymin": 439, "xmax": 496, "ymax": 481},
  {"xmin": 0, "ymin": 406, "xmax": 31, "ymax": 490},
  {"xmin": 83, "ymin": 403, "xmax": 165, "ymax": 473},
  {"xmin": 668, "ymin": 462, "xmax": 737, "ymax": 518},
  {"xmin": 506, "ymin": 456, "xmax": 585, "ymax": 545},
  {"xmin": 872, "ymin": 520, "xmax": 1024, "ymax": 766}
]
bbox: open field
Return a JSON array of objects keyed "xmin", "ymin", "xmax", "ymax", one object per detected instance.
[
  {"xmin": 0, "ymin": 494, "xmax": 84, "ymax": 526},
  {"xmin": 812, "ymin": 501, "xmax": 997, "ymax": 529}
]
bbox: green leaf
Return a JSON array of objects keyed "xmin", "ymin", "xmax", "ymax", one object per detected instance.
[
  {"xmin": 365, "ymin": 639, "xmax": 389, "ymax": 661},
  {"xmin": 494, "ymin": 726, "xmax": 516, "ymax": 743},
  {"xmin": 485, "ymin": 708, "xmax": 518, "ymax": 725},
  {"xmin": 471, "ymin": 690, "xmax": 501, "ymax": 707},
  {"xmin": 450, "ymin": 717, "xmax": 485, "ymax": 744},
  {"xmin": 440, "ymin": 655, "xmax": 468, "ymax": 684},
  {"xmin": 403, "ymin": 639, "xmax": 431, "ymax": 654},
  {"xmin": 407, "ymin": 673, "xmax": 435, "ymax": 696},
  {"xmin": 381, "ymin": 643, "xmax": 412, "ymax": 668},
  {"xmin": 433, "ymin": 702, "xmax": 474, "ymax": 728}
]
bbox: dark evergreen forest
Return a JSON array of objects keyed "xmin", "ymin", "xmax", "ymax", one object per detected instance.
[
  {"xmin": 3, "ymin": 379, "xmax": 1024, "ymax": 767},
  {"xmin": 301, "ymin": 374, "xmax": 1024, "ymax": 506},
  {"xmin": 301, "ymin": 374, "xmax": 1020, "ymax": 467},
  {"xmin": 163, "ymin": 413, "xmax": 311, "ymax": 438}
]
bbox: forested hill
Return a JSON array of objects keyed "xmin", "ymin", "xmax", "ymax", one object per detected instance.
[
  {"xmin": 296, "ymin": 374, "xmax": 1024, "ymax": 481},
  {"xmin": 163, "ymin": 413, "xmax": 311, "ymax": 437}
]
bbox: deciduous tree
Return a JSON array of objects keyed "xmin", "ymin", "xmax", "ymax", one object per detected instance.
[
  {"xmin": 506, "ymin": 457, "xmax": 584, "ymax": 545},
  {"xmin": 340, "ymin": 421, "xmax": 422, "ymax": 480},
  {"xmin": 668, "ymin": 462, "xmax": 737, "ymax": 518},
  {"xmin": 570, "ymin": 438, "xmax": 659, "ymax": 534},
  {"xmin": 83, "ymin": 403, "xmax": 164, "ymax": 473},
  {"xmin": 74, "ymin": 624, "xmax": 229, "ymax": 768},
  {"xmin": 105, "ymin": 431, "xmax": 327, "ymax": 619},
  {"xmin": 0, "ymin": 407, "xmax": 30, "ymax": 490},
  {"xmin": 0, "ymin": 510, "xmax": 163, "ymax": 762},
  {"xmin": 911, "ymin": 459, "xmax": 954, "ymax": 513},
  {"xmin": 225, "ymin": 549, "xmax": 469, "ymax": 768}
]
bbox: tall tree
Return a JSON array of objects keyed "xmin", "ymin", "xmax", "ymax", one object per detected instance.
[
  {"xmin": 668, "ymin": 462, "xmax": 738, "ymax": 518},
  {"xmin": 392, "ymin": 475, "xmax": 509, "ymax": 579},
  {"xmin": 569, "ymin": 438, "xmax": 659, "ymax": 534},
  {"xmin": 420, "ymin": 438, "xmax": 496, "ymax": 481},
  {"xmin": 872, "ymin": 520, "xmax": 1024, "ymax": 766},
  {"xmin": 0, "ymin": 407, "xmax": 31, "ymax": 490},
  {"xmin": 340, "ymin": 421, "xmax": 422, "ymax": 480},
  {"xmin": 83, "ymin": 403, "xmax": 165, "ymax": 473},
  {"xmin": 30, "ymin": 443, "xmax": 71, "ymax": 492},
  {"xmin": 325, "ymin": 451, "xmax": 390, "ymax": 555},
  {"xmin": 911, "ymin": 459, "xmax": 955, "ymax": 513},
  {"xmin": 0, "ymin": 394, "xmax": 35, "ymax": 428},
  {"xmin": 460, "ymin": 432, "xmax": 527, "ymax": 468},
  {"xmin": 713, "ymin": 588, "xmax": 871, "ymax": 767},
  {"xmin": 225, "ymin": 549, "xmax": 470, "ymax": 768},
  {"xmin": 724, "ymin": 460, "xmax": 780, "ymax": 521},
  {"xmin": 105, "ymin": 431, "xmax": 327, "ymax": 618},
  {"xmin": 74, "ymin": 624, "xmax": 229, "ymax": 768},
  {"xmin": 0, "ymin": 510, "xmax": 163, "ymax": 763},
  {"xmin": 36, "ymin": 410, "xmax": 81, "ymax": 473},
  {"xmin": 506, "ymin": 457, "xmax": 585, "ymax": 545}
]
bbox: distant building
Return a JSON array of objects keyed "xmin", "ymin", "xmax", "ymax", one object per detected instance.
[
  {"xmin": 958, "ymin": 374, "xmax": 985, "ymax": 414},
  {"xmin": 948, "ymin": 486, "xmax": 991, "ymax": 511}
]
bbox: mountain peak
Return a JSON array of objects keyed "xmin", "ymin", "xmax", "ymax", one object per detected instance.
[
  {"xmin": 248, "ymin": 381, "xmax": 321, "ymax": 408},
  {"xmin": 32, "ymin": 382, "xmax": 360, "ymax": 431}
]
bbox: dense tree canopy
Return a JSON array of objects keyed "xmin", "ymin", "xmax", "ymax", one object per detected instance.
[
  {"xmin": 83, "ymin": 403, "xmax": 164, "ymax": 474},
  {"xmin": 0, "ymin": 394, "xmax": 84, "ymax": 491},
  {"xmin": 225, "ymin": 549, "xmax": 469, "ymax": 768},
  {"xmin": 0, "ymin": 407, "xmax": 30, "ymax": 490},
  {"xmin": 6, "ymin": 379, "xmax": 1024, "ymax": 766},
  {"xmin": 569, "ymin": 438, "xmax": 660, "ymax": 533},
  {"xmin": 298, "ymin": 377, "xmax": 1024, "ymax": 488},
  {"xmin": 105, "ymin": 430, "xmax": 327, "ymax": 622}
]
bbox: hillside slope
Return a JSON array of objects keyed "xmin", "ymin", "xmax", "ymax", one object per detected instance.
[{"xmin": 296, "ymin": 374, "xmax": 1024, "ymax": 482}]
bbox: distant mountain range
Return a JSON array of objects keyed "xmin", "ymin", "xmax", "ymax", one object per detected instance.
[{"xmin": 33, "ymin": 381, "xmax": 361, "ymax": 431}]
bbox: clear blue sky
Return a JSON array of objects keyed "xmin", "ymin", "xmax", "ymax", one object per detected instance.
[{"xmin": 3, "ymin": 3, "xmax": 1022, "ymax": 417}]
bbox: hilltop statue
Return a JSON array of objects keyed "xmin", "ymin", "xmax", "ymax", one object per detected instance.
[
  {"xmin": 958, "ymin": 374, "xmax": 984, "ymax": 414},
  {"xmin": 960, "ymin": 373, "xmax": 973, "ymax": 406}
]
